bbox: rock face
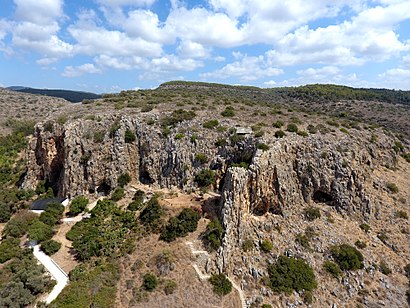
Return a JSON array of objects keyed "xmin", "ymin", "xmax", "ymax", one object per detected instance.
[{"xmin": 218, "ymin": 133, "xmax": 397, "ymax": 273}]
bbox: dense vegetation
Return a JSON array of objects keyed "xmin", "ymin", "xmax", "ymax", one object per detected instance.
[
  {"xmin": 267, "ymin": 255, "xmax": 317, "ymax": 294},
  {"xmin": 66, "ymin": 199, "xmax": 138, "ymax": 260},
  {"xmin": 330, "ymin": 244, "xmax": 364, "ymax": 271},
  {"xmin": 160, "ymin": 208, "xmax": 199, "ymax": 242},
  {"xmin": 12, "ymin": 87, "xmax": 100, "ymax": 103},
  {"xmin": 204, "ymin": 219, "xmax": 224, "ymax": 251},
  {"xmin": 209, "ymin": 273, "xmax": 232, "ymax": 296}
]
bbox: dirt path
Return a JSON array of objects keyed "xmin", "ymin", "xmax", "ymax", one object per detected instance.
[{"xmin": 32, "ymin": 245, "xmax": 69, "ymax": 304}]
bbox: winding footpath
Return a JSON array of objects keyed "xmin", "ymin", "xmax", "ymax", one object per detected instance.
[
  {"xmin": 32, "ymin": 245, "xmax": 69, "ymax": 304},
  {"xmin": 186, "ymin": 241, "xmax": 247, "ymax": 308}
]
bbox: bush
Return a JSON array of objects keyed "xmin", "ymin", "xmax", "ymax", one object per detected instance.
[
  {"xmin": 359, "ymin": 223, "xmax": 371, "ymax": 233},
  {"xmin": 110, "ymin": 187, "xmax": 125, "ymax": 201},
  {"xmin": 40, "ymin": 240, "xmax": 61, "ymax": 256},
  {"xmin": 303, "ymin": 290, "xmax": 313, "ymax": 305},
  {"xmin": 143, "ymin": 273, "xmax": 158, "ymax": 292},
  {"xmin": 379, "ymin": 260, "xmax": 391, "ymax": 275},
  {"xmin": 117, "ymin": 173, "xmax": 131, "ymax": 188},
  {"xmin": 204, "ymin": 219, "xmax": 224, "ymax": 251},
  {"xmin": 124, "ymin": 129, "xmax": 136, "ymax": 143},
  {"xmin": 355, "ymin": 240, "xmax": 367, "ymax": 249},
  {"xmin": 0, "ymin": 203, "xmax": 12, "ymax": 223},
  {"xmin": 295, "ymin": 233, "xmax": 310, "ymax": 250},
  {"xmin": 275, "ymin": 130, "xmax": 286, "ymax": 138},
  {"xmin": 160, "ymin": 208, "xmax": 199, "ymax": 242},
  {"xmin": 109, "ymin": 120, "xmax": 121, "ymax": 138},
  {"xmin": 69, "ymin": 196, "xmax": 89, "ymax": 215},
  {"xmin": 395, "ymin": 210, "xmax": 408, "ymax": 219},
  {"xmin": 307, "ymin": 124, "xmax": 318, "ymax": 134},
  {"xmin": 273, "ymin": 120, "xmax": 284, "ymax": 128},
  {"xmin": 195, "ymin": 169, "xmax": 216, "ymax": 187},
  {"xmin": 215, "ymin": 138, "xmax": 227, "ymax": 147},
  {"xmin": 323, "ymin": 260, "xmax": 341, "ymax": 278},
  {"xmin": 297, "ymin": 131, "xmax": 309, "ymax": 137},
  {"xmin": 267, "ymin": 255, "xmax": 317, "ymax": 293},
  {"xmin": 262, "ymin": 305, "xmax": 272, "ymax": 308},
  {"xmin": 139, "ymin": 196, "xmax": 163, "ymax": 232},
  {"xmin": 303, "ymin": 207, "xmax": 321, "ymax": 221},
  {"xmin": 195, "ymin": 153, "xmax": 208, "ymax": 164},
  {"xmin": 28, "ymin": 220, "xmax": 53, "ymax": 243},
  {"xmin": 0, "ymin": 238, "xmax": 21, "ymax": 263},
  {"xmin": 257, "ymin": 143, "xmax": 270, "ymax": 151},
  {"xmin": 261, "ymin": 239, "xmax": 273, "ymax": 252},
  {"xmin": 164, "ymin": 280, "xmax": 177, "ymax": 295},
  {"xmin": 242, "ymin": 239, "xmax": 254, "ymax": 252},
  {"xmin": 203, "ymin": 119, "xmax": 219, "ymax": 129},
  {"xmin": 286, "ymin": 123, "xmax": 298, "ymax": 133},
  {"xmin": 161, "ymin": 109, "xmax": 196, "ymax": 127},
  {"xmin": 386, "ymin": 182, "xmax": 399, "ymax": 193},
  {"xmin": 175, "ymin": 133, "xmax": 185, "ymax": 140},
  {"xmin": 330, "ymin": 244, "xmax": 364, "ymax": 271},
  {"xmin": 209, "ymin": 273, "xmax": 232, "ymax": 296},
  {"xmin": 221, "ymin": 106, "xmax": 235, "ymax": 117}
]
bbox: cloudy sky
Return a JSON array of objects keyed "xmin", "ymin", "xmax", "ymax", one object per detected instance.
[{"xmin": 0, "ymin": 0, "xmax": 409, "ymax": 93}]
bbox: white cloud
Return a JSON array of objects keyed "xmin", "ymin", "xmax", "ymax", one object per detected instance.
[
  {"xmin": 95, "ymin": 54, "xmax": 148, "ymax": 70},
  {"xmin": 36, "ymin": 57, "xmax": 58, "ymax": 65},
  {"xmin": 264, "ymin": 80, "xmax": 277, "ymax": 87},
  {"xmin": 62, "ymin": 63, "xmax": 102, "ymax": 77},
  {"xmin": 202, "ymin": 54, "xmax": 283, "ymax": 81},
  {"xmin": 177, "ymin": 40, "xmax": 210, "ymax": 58},
  {"xmin": 14, "ymin": 0, "xmax": 64, "ymax": 25},
  {"xmin": 378, "ymin": 68, "xmax": 410, "ymax": 89},
  {"xmin": 297, "ymin": 66, "xmax": 341, "ymax": 77},
  {"xmin": 97, "ymin": 0, "xmax": 156, "ymax": 7},
  {"xmin": 402, "ymin": 54, "xmax": 410, "ymax": 66},
  {"xmin": 151, "ymin": 55, "xmax": 203, "ymax": 72}
]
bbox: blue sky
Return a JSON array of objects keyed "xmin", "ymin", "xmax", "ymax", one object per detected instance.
[{"xmin": 0, "ymin": 0, "xmax": 410, "ymax": 93}]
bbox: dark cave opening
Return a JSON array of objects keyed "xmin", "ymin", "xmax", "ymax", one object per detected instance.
[
  {"xmin": 97, "ymin": 181, "xmax": 111, "ymax": 196},
  {"xmin": 313, "ymin": 190, "xmax": 333, "ymax": 204},
  {"xmin": 139, "ymin": 170, "xmax": 154, "ymax": 185}
]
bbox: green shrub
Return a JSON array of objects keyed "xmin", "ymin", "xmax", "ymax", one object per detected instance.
[
  {"xmin": 221, "ymin": 106, "xmax": 235, "ymax": 117},
  {"xmin": 230, "ymin": 162, "xmax": 249, "ymax": 169},
  {"xmin": 303, "ymin": 207, "xmax": 321, "ymax": 221},
  {"xmin": 110, "ymin": 187, "xmax": 125, "ymax": 201},
  {"xmin": 303, "ymin": 290, "xmax": 313, "ymax": 305},
  {"xmin": 307, "ymin": 125, "xmax": 318, "ymax": 134},
  {"xmin": 262, "ymin": 305, "xmax": 272, "ymax": 308},
  {"xmin": 195, "ymin": 169, "xmax": 216, "ymax": 187},
  {"xmin": 379, "ymin": 260, "xmax": 391, "ymax": 275},
  {"xmin": 295, "ymin": 233, "xmax": 311, "ymax": 250},
  {"xmin": 401, "ymin": 153, "xmax": 410, "ymax": 163},
  {"xmin": 0, "ymin": 238, "xmax": 21, "ymax": 263},
  {"xmin": 109, "ymin": 120, "xmax": 121, "ymax": 138},
  {"xmin": 204, "ymin": 219, "xmax": 224, "ymax": 251},
  {"xmin": 286, "ymin": 123, "xmax": 298, "ymax": 133},
  {"xmin": 257, "ymin": 143, "xmax": 270, "ymax": 151},
  {"xmin": 161, "ymin": 109, "xmax": 196, "ymax": 127},
  {"xmin": 355, "ymin": 240, "xmax": 367, "ymax": 249},
  {"xmin": 386, "ymin": 182, "xmax": 399, "ymax": 193},
  {"xmin": 393, "ymin": 141, "xmax": 404, "ymax": 153},
  {"xmin": 395, "ymin": 210, "xmax": 408, "ymax": 219},
  {"xmin": 209, "ymin": 273, "xmax": 232, "ymax": 296},
  {"xmin": 377, "ymin": 232, "xmax": 388, "ymax": 244},
  {"xmin": 117, "ymin": 173, "xmax": 131, "ymax": 188},
  {"xmin": 330, "ymin": 244, "xmax": 364, "ymax": 271},
  {"xmin": 190, "ymin": 134, "xmax": 198, "ymax": 143},
  {"xmin": 139, "ymin": 196, "xmax": 164, "ymax": 232},
  {"xmin": 93, "ymin": 130, "xmax": 105, "ymax": 143},
  {"xmin": 203, "ymin": 119, "xmax": 219, "ymax": 129},
  {"xmin": 160, "ymin": 208, "xmax": 199, "ymax": 242},
  {"xmin": 141, "ymin": 105, "xmax": 153, "ymax": 112},
  {"xmin": 2, "ymin": 211, "xmax": 37, "ymax": 238},
  {"xmin": 215, "ymin": 138, "xmax": 227, "ymax": 147},
  {"xmin": 242, "ymin": 239, "xmax": 254, "ymax": 252},
  {"xmin": 28, "ymin": 220, "xmax": 53, "ymax": 243},
  {"xmin": 164, "ymin": 280, "xmax": 177, "ymax": 295},
  {"xmin": 340, "ymin": 128, "xmax": 349, "ymax": 134},
  {"xmin": 175, "ymin": 133, "xmax": 185, "ymax": 140},
  {"xmin": 124, "ymin": 129, "xmax": 136, "ymax": 143},
  {"xmin": 273, "ymin": 120, "xmax": 284, "ymax": 128},
  {"xmin": 267, "ymin": 255, "xmax": 317, "ymax": 293},
  {"xmin": 195, "ymin": 153, "xmax": 208, "ymax": 164},
  {"xmin": 275, "ymin": 130, "xmax": 286, "ymax": 138},
  {"xmin": 143, "ymin": 273, "xmax": 158, "ymax": 291},
  {"xmin": 69, "ymin": 196, "xmax": 89, "ymax": 215},
  {"xmin": 41, "ymin": 239, "xmax": 61, "ymax": 256},
  {"xmin": 261, "ymin": 239, "xmax": 273, "ymax": 252},
  {"xmin": 0, "ymin": 203, "xmax": 12, "ymax": 223},
  {"xmin": 297, "ymin": 131, "xmax": 309, "ymax": 137},
  {"xmin": 323, "ymin": 260, "xmax": 341, "ymax": 278},
  {"xmin": 359, "ymin": 223, "xmax": 371, "ymax": 233}
]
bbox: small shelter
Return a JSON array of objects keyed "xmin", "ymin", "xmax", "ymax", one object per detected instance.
[
  {"xmin": 29, "ymin": 197, "xmax": 69, "ymax": 214},
  {"xmin": 236, "ymin": 127, "xmax": 253, "ymax": 135}
]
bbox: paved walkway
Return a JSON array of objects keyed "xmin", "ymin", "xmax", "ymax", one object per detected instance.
[{"xmin": 32, "ymin": 245, "xmax": 69, "ymax": 304}]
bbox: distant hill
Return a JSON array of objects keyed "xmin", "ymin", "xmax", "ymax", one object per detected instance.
[{"xmin": 7, "ymin": 87, "xmax": 101, "ymax": 103}]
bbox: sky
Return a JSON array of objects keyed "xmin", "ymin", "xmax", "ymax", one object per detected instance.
[{"xmin": 0, "ymin": 0, "xmax": 409, "ymax": 93}]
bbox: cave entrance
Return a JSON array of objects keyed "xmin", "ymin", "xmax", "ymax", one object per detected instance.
[
  {"xmin": 139, "ymin": 170, "xmax": 154, "ymax": 185},
  {"xmin": 313, "ymin": 190, "xmax": 333, "ymax": 205},
  {"xmin": 97, "ymin": 182, "xmax": 111, "ymax": 196}
]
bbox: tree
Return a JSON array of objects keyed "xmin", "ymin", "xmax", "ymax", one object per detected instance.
[
  {"xmin": 117, "ymin": 173, "xmax": 132, "ymax": 188},
  {"xmin": 143, "ymin": 273, "xmax": 158, "ymax": 291},
  {"xmin": 0, "ymin": 238, "xmax": 21, "ymax": 263},
  {"xmin": 267, "ymin": 255, "xmax": 317, "ymax": 293},
  {"xmin": 330, "ymin": 244, "xmax": 364, "ymax": 271},
  {"xmin": 160, "ymin": 208, "xmax": 199, "ymax": 242},
  {"xmin": 195, "ymin": 169, "xmax": 216, "ymax": 187},
  {"xmin": 41, "ymin": 240, "xmax": 62, "ymax": 256},
  {"xmin": 69, "ymin": 196, "xmax": 89, "ymax": 215},
  {"xmin": 124, "ymin": 129, "xmax": 136, "ymax": 143},
  {"xmin": 204, "ymin": 219, "xmax": 224, "ymax": 251},
  {"xmin": 209, "ymin": 273, "xmax": 232, "ymax": 296},
  {"xmin": 39, "ymin": 202, "xmax": 64, "ymax": 226},
  {"xmin": 28, "ymin": 220, "xmax": 53, "ymax": 243}
]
